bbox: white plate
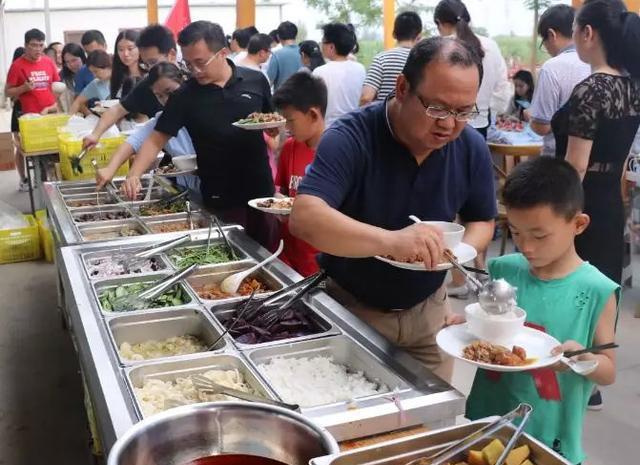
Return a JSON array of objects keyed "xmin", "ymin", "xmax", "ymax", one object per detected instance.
[
  {"xmin": 232, "ymin": 120, "xmax": 286, "ymax": 130},
  {"xmin": 436, "ymin": 323, "xmax": 562, "ymax": 372},
  {"xmin": 375, "ymin": 242, "xmax": 477, "ymax": 271},
  {"xmin": 248, "ymin": 197, "xmax": 293, "ymax": 215}
]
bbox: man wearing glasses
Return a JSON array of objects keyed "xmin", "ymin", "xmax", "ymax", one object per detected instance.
[
  {"xmin": 121, "ymin": 21, "xmax": 276, "ymax": 248},
  {"xmin": 289, "ymin": 37, "xmax": 496, "ymax": 379},
  {"xmin": 83, "ymin": 25, "xmax": 177, "ymax": 150},
  {"xmin": 525, "ymin": 4, "xmax": 589, "ymax": 157}
]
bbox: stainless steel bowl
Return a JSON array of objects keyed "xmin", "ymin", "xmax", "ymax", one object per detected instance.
[{"xmin": 107, "ymin": 401, "xmax": 339, "ymax": 465}]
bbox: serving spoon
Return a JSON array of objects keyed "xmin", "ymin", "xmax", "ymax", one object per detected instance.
[
  {"xmin": 409, "ymin": 215, "xmax": 517, "ymax": 315},
  {"xmin": 219, "ymin": 240, "xmax": 284, "ymax": 294}
]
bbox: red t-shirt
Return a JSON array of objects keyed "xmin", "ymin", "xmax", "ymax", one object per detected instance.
[
  {"xmin": 6, "ymin": 56, "xmax": 59, "ymax": 114},
  {"xmin": 275, "ymin": 137, "xmax": 319, "ymax": 277}
]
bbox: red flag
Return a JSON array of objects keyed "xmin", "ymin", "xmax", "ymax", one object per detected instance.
[{"xmin": 164, "ymin": 0, "xmax": 191, "ymax": 38}]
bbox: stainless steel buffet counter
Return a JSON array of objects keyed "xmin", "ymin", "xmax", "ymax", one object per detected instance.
[{"xmin": 43, "ymin": 178, "xmax": 465, "ymax": 456}]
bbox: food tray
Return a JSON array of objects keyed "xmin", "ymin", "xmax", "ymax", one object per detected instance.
[
  {"xmin": 125, "ymin": 353, "xmax": 278, "ymax": 419},
  {"xmin": 71, "ymin": 205, "xmax": 133, "ymax": 224},
  {"xmin": 106, "ymin": 308, "xmax": 227, "ymax": 366},
  {"xmin": 166, "ymin": 238, "xmax": 250, "ymax": 269},
  {"xmin": 186, "ymin": 261, "xmax": 285, "ymax": 305},
  {"xmin": 81, "ymin": 247, "xmax": 171, "ymax": 279},
  {"xmin": 92, "ymin": 273, "xmax": 197, "ymax": 316},
  {"xmin": 210, "ymin": 296, "xmax": 340, "ymax": 351},
  {"xmin": 246, "ymin": 334, "xmax": 409, "ymax": 411},
  {"xmin": 0, "ymin": 214, "xmax": 41, "ymax": 264},
  {"xmin": 310, "ymin": 418, "xmax": 572, "ymax": 465},
  {"xmin": 63, "ymin": 193, "xmax": 117, "ymax": 208},
  {"xmin": 142, "ymin": 212, "xmax": 209, "ymax": 234},
  {"xmin": 77, "ymin": 221, "xmax": 149, "ymax": 242}
]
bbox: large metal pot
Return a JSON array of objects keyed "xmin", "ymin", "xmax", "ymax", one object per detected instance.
[{"xmin": 108, "ymin": 402, "xmax": 340, "ymax": 465}]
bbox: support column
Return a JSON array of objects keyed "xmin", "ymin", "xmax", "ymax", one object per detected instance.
[
  {"xmin": 236, "ymin": 0, "xmax": 256, "ymax": 28},
  {"xmin": 147, "ymin": 0, "xmax": 158, "ymax": 24},
  {"xmin": 383, "ymin": 0, "xmax": 395, "ymax": 50}
]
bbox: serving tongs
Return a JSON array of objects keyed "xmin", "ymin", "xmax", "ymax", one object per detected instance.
[
  {"xmin": 191, "ymin": 374, "xmax": 300, "ymax": 411},
  {"xmin": 404, "ymin": 403, "xmax": 533, "ymax": 465},
  {"xmin": 97, "ymin": 167, "xmax": 152, "ymax": 234},
  {"xmin": 70, "ymin": 147, "xmax": 89, "ymax": 175},
  {"xmin": 110, "ymin": 264, "xmax": 198, "ymax": 312},
  {"xmin": 112, "ymin": 234, "xmax": 192, "ymax": 271},
  {"xmin": 248, "ymin": 270, "xmax": 328, "ymax": 328}
]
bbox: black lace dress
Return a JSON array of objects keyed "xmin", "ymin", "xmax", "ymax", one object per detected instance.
[{"xmin": 552, "ymin": 73, "xmax": 640, "ymax": 283}]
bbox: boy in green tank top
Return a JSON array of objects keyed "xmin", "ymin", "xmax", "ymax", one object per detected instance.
[{"xmin": 465, "ymin": 158, "xmax": 618, "ymax": 465}]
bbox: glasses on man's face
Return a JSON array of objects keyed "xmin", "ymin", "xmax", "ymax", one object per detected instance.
[
  {"xmin": 140, "ymin": 58, "xmax": 164, "ymax": 71},
  {"xmin": 538, "ymin": 37, "xmax": 547, "ymax": 50},
  {"xmin": 179, "ymin": 52, "xmax": 219, "ymax": 73},
  {"xmin": 416, "ymin": 94, "xmax": 479, "ymax": 123}
]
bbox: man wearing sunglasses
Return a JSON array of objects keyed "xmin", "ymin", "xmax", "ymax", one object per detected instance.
[
  {"xmin": 121, "ymin": 21, "xmax": 276, "ymax": 248},
  {"xmin": 83, "ymin": 25, "xmax": 178, "ymax": 150},
  {"xmin": 289, "ymin": 37, "xmax": 496, "ymax": 379}
]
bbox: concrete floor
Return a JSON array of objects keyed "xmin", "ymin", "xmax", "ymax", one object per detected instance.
[{"xmin": 0, "ymin": 167, "xmax": 638, "ymax": 464}]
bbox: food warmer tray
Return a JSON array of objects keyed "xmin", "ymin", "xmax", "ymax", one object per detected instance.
[
  {"xmin": 43, "ymin": 178, "xmax": 212, "ymax": 246},
  {"xmin": 58, "ymin": 228, "xmax": 464, "ymax": 454},
  {"xmin": 310, "ymin": 418, "xmax": 572, "ymax": 465}
]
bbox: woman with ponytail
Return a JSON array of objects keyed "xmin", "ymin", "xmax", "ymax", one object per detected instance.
[
  {"xmin": 434, "ymin": 0, "xmax": 511, "ymax": 138},
  {"xmin": 434, "ymin": 0, "xmax": 511, "ymax": 299},
  {"xmin": 551, "ymin": 0, "xmax": 640, "ymax": 285}
]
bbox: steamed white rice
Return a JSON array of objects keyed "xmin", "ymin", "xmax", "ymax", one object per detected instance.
[{"xmin": 258, "ymin": 356, "xmax": 388, "ymax": 407}]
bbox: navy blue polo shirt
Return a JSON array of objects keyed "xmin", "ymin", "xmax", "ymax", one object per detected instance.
[{"xmin": 297, "ymin": 101, "xmax": 497, "ymax": 310}]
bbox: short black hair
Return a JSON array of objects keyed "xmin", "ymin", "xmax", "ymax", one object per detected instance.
[
  {"xmin": 277, "ymin": 21, "xmax": 298, "ymax": 41},
  {"xmin": 138, "ymin": 25, "xmax": 176, "ymax": 54},
  {"xmin": 321, "ymin": 23, "xmax": 358, "ymax": 56},
  {"xmin": 179, "ymin": 21, "xmax": 227, "ymax": 52},
  {"xmin": 81, "ymin": 30, "xmax": 106, "ymax": 47},
  {"xmin": 269, "ymin": 29, "xmax": 280, "ymax": 44},
  {"xmin": 273, "ymin": 71, "xmax": 328, "ymax": 117},
  {"xmin": 537, "ymin": 4, "xmax": 575, "ymax": 40},
  {"xmin": 25, "ymin": 29, "xmax": 45, "ymax": 44},
  {"xmin": 247, "ymin": 33, "xmax": 272, "ymax": 55},
  {"xmin": 394, "ymin": 11, "xmax": 423, "ymax": 41},
  {"xmin": 86, "ymin": 49, "xmax": 112, "ymax": 69},
  {"xmin": 402, "ymin": 36, "xmax": 483, "ymax": 91},
  {"xmin": 231, "ymin": 27, "xmax": 254, "ymax": 49},
  {"xmin": 503, "ymin": 157, "xmax": 584, "ymax": 220},
  {"xmin": 48, "ymin": 41, "xmax": 62, "ymax": 49}
]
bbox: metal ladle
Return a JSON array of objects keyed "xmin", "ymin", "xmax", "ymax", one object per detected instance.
[{"xmin": 409, "ymin": 215, "xmax": 517, "ymax": 315}]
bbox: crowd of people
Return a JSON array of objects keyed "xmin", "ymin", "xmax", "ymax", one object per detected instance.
[{"xmin": 4, "ymin": 0, "xmax": 640, "ymax": 463}]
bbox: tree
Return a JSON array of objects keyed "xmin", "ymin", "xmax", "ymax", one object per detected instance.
[
  {"xmin": 304, "ymin": 0, "xmax": 433, "ymax": 29},
  {"xmin": 523, "ymin": 0, "xmax": 553, "ymax": 71}
]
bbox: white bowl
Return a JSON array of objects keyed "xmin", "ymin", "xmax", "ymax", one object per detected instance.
[
  {"xmin": 464, "ymin": 302, "xmax": 526, "ymax": 346},
  {"xmin": 172, "ymin": 154, "xmax": 197, "ymax": 171},
  {"xmin": 51, "ymin": 81, "xmax": 67, "ymax": 94},
  {"xmin": 422, "ymin": 221, "xmax": 465, "ymax": 248}
]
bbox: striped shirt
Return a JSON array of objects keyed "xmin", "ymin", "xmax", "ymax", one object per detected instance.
[{"xmin": 363, "ymin": 47, "xmax": 411, "ymax": 101}]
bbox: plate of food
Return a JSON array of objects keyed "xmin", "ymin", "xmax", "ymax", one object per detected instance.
[
  {"xmin": 233, "ymin": 112, "xmax": 286, "ymax": 130},
  {"xmin": 436, "ymin": 323, "xmax": 562, "ymax": 372},
  {"xmin": 375, "ymin": 242, "xmax": 477, "ymax": 271},
  {"xmin": 248, "ymin": 196, "xmax": 294, "ymax": 215}
]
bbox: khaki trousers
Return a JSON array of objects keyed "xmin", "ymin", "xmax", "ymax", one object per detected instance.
[{"xmin": 326, "ymin": 279, "xmax": 454, "ymax": 383}]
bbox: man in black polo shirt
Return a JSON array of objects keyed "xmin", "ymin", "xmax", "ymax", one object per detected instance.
[
  {"xmin": 290, "ymin": 37, "xmax": 496, "ymax": 379},
  {"xmin": 121, "ymin": 21, "xmax": 276, "ymax": 247},
  {"xmin": 83, "ymin": 25, "xmax": 178, "ymax": 149}
]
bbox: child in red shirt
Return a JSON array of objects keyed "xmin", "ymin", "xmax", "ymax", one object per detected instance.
[{"xmin": 272, "ymin": 72, "xmax": 328, "ymax": 276}]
